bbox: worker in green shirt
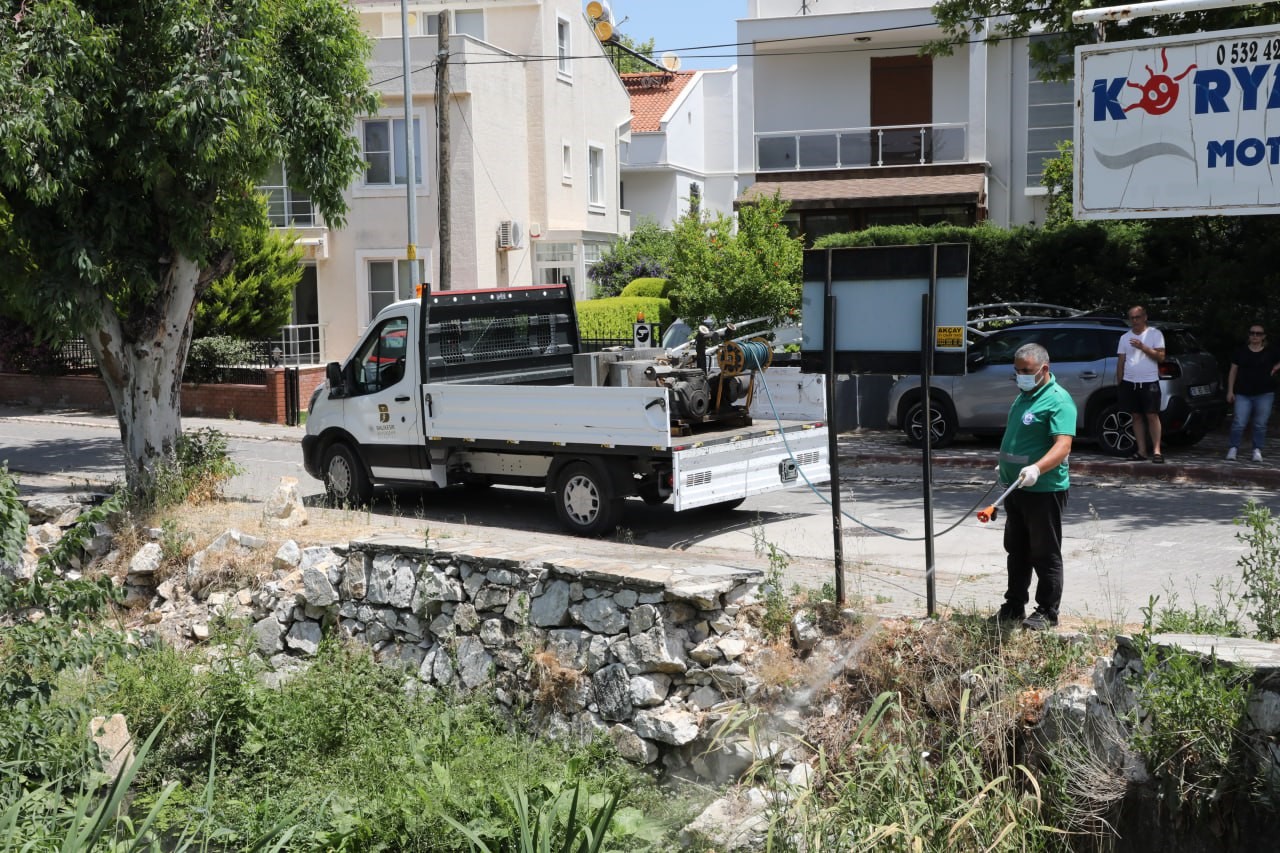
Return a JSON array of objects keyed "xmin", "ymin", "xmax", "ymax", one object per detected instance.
[{"xmin": 993, "ymin": 342, "xmax": 1076, "ymax": 631}]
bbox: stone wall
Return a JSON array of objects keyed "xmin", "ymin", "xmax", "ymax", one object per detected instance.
[{"xmin": 241, "ymin": 533, "xmax": 776, "ymax": 772}]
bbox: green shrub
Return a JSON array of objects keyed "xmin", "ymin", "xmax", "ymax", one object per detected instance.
[
  {"xmin": 619, "ymin": 278, "xmax": 672, "ymax": 299},
  {"xmin": 576, "ymin": 297, "xmax": 673, "ymax": 340},
  {"xmin": 0, "ymin": 464, "xmax": 25, "ymax": 570},
  {"xmin": 185, "ymin": 336, "xmax": 260, "ymax": 384}
]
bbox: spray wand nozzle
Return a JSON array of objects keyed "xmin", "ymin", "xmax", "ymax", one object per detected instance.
[{"xmin": 976, "ymin": 474, "xmax": 1025, "ymax": 524}]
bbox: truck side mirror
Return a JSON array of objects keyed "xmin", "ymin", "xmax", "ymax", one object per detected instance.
[{"xmin": 325, "ymin": 361, "xmax": 345, "ymax": 397}]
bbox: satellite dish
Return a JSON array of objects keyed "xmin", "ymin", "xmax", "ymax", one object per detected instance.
[
  {"xmin": 594, "ymin": 19, "xmax": 613, "ymax": 42},
  {"xmin": 586, "ymin": 1, "xmax": 613, "ymax": 22},
  {"xmin": 661, "ymin": 52, "xmax": 681, "ymax": 71}
]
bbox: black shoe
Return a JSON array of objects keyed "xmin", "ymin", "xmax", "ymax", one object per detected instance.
[
  {"xmin": 1022, "ymin": 610, "xmax": 1058, "ymax": 631},
  {"xmin": 989, "ymin": 605, "xmax": 1025, "ymax": 625}
]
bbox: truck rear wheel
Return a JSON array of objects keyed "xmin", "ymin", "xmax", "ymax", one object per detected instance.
[
  {"xmin": 552, "ymin": 460, "xmax": 623, "ymax": 536},
  {"xmin": 324, "ymin": 442, "xmax": 374, "ymax": 506}
]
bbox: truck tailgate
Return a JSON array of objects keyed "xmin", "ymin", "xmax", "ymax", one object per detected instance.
[{"xmin": 672, "ymin": 424, "xmax": 829, "ymax": 511}]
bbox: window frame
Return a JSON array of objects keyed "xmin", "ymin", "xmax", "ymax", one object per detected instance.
[
  {"xmin": 587, "ymin": 145, "xmax": 604, "ymax": 208},
  {"xmin": 359, "ymin": 114, "xmax": 427, "ymax": 194},
  {"xmin": 557, "ymin": 17, "xmax": 572, "ymax": 80}
]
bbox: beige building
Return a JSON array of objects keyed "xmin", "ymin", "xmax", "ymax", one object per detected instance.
[{"xmin": 269, "ymin": 1, "xmax": 632, "ymax": 362}]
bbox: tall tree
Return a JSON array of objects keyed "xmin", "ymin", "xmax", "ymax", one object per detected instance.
[{"xmin": 0, "ymin": 0, "xmax": 376, "ymax": 498}]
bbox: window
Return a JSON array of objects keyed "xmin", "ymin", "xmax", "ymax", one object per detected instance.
[
  {"xmin": 352, "ymin": 316, "xmax": 409, "ymax": 395},
  {"xmin": 588, "ymin": 146, "xmax": 604, "ymax": 206},
  {"xmin": 562, "ymin": 144, "xmax": 572, "ymax": 182},
  {"xmin": 557, "ymin": 18, "xmax": 571, "ymax": 77},
  {"xmin": 258, "ymin": 161, "xmax": 317, "ymax": 227},
  {"xmin": 424, "ymin": 10, "xmax": 484, "ymax": 39},
  {"xmin": 1027, "ymin": 35, "xmax": 1074, "ymax": 183},
  {"xmin": 363, "ymin": 118, "xmax": 424, "ymax": 186},
  {"xmin": 368, "ymin": 260, "xmax": 418, "ymax": 319},
  {"xmin": 535, "ymin": 242, "xmax": 576, "ymax": 291}
]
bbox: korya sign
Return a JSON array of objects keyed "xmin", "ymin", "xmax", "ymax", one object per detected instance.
[{"xmin": 1075, "ymin": 24, "xmax": 1280, "ymax": 219}]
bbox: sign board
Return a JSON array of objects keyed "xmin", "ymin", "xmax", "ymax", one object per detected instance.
[
  {"xmin": 1075, "ymin": 24, "xmax": 1280, "ymax": 219},
  {"xmin": 800, "ymin": 244, "xmax": 969, "ymax": 375},
  {"xmin": 632, "ymin": 322, "xmax": 656, "ymax": 348}
]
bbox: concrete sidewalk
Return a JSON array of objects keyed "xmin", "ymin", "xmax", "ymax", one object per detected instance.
[{"xmin": 2, "ymin": 402, "xmax": 1278, "ymax": 490}]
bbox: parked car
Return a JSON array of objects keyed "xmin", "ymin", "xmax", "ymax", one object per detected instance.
[{"xmin": 886, "ymin": 316, "xmax": 1226, "ymax": 454}]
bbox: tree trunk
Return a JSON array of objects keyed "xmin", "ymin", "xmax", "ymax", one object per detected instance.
[{"xmin": 84, "ymin": 254, "xmax": 204, "ymax": 500}]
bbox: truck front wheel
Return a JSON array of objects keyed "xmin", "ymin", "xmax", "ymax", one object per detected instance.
[
  {"xmin": 324, "ymin": 442, "xmax": 374, "ymax": 507},
  {"xmin": 552, "ymin": 460, "xmax": 623, "ymax": 536}
]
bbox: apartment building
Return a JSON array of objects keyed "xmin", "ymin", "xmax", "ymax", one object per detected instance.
[
  {"xmin": 266, "ymin": 1, "xmax": 631, "ymax": 362},
  {"xmin": 734, "ymin": 0, "xmax": 1072, "ymax": 243}
]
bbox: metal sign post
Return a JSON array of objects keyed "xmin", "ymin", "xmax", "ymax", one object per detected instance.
[{"xmin": 822, "ymin": 250, "xmax": 846, "ymax": 605}]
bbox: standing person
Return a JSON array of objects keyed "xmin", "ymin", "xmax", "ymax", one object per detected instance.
[
  {"xmin": 1226, "ymin": 322, "xmax": 1280, "ymax": 462},
  {"xmin": 1116, "ymin": 305, "xmax": 1166, "ymax": 463},
  {"xmin": 993, "ymin": 343, "xmax": 1076, "ymax": 631}
]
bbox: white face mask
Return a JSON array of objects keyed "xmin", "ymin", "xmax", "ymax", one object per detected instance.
[{"xmin": 1015, "ymin": 370, "xmax": 1041, "ymax": 392}]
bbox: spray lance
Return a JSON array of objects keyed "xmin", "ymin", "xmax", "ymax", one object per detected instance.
[{"xmin": 976, "ymin": 469, "xmax": 1032, "ymax": 524}]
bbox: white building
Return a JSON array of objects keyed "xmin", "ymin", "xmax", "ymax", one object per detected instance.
[
  {"xmin": 268, "ymin": 1, "xmax": 632, "ymax": 362},
  {"xmin": 734, "ymin": 0, "xmax": 1071, "ymax": 240},
  {"xmin": 619, "ymin": 68, "xmax": 740, "ymax": 227}
]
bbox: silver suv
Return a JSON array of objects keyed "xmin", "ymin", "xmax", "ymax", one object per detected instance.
[{"xmin": 886, "ymin": 316, "xmax": 1226, "ymax": 454}]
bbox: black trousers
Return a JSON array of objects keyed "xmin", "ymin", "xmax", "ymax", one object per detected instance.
[{"xmin": 1002, "ymin": 489, "xmax": 1068, "ymax": 619}]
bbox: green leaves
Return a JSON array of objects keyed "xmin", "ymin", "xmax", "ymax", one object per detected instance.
[
  {"xmin": 0, "ymin": 464, "xmax": 25, "ymax": 571},
  {"xmin": 668, "ymin": 193, "xmax": 803, "ymax": 327}
]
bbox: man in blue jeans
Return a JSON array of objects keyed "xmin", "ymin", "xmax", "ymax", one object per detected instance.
[{"xmin": 993, "ymin": 343, "xmax": 1076, "ymax": 631}]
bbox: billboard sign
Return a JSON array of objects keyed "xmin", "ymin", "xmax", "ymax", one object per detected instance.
[{"xmin": 1075, "ymin": 24, "xmax": 1280, "ymax": 219}]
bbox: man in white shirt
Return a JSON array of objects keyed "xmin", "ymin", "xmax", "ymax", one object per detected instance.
[{"xmin": 1116, "ymin": 305, "xmax": 1167, "ymax": 463}]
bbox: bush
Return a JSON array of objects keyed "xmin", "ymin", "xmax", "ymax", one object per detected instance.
[
  {"xmin": 619, "ymin": 278, "xmax": 672, "ymax": 299},
  {"xmin": 184, "ymin": 336, "xmax": 259, "ymax": 384},
  {"xmin": 576, "ymin": 297, "xmax": 674, "ymax": 340},
  {"xmin": 147, "ymin": 428, "xmax": 243, "ymax": 509},
  {"xmin": 587, "ymin": 220, "xmax": 674, "ymax": 298}
]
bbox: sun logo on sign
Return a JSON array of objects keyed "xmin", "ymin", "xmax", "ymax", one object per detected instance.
[{"xmin": 1125, "ymin": 48, "xmax": 1196, "ymax": 116}]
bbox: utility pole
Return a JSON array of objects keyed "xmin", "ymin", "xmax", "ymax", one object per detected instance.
[
  {"xmin": 399, "ymin": 0, "xmax": 421, "ymax": 291},
  {"xmin": 435, "ymin": 12, "xmax": 451, "ymax": 292}
]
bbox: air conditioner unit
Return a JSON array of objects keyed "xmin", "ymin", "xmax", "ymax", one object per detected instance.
[{"xmin": 497, "ymin": 220, "xmax": 523, "ymax": 250}]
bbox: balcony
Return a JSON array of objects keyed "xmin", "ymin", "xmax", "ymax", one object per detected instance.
[{"xmin": 756, "ymin": 123, "xmax": 967, "ymax": 172}]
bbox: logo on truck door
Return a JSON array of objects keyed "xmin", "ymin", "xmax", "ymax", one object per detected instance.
[{"xmin": 378, "ymin": 404, "xmax": 390, "ymax": 424}]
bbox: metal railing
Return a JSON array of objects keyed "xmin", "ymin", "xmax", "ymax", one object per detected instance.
[
  {"xmin": 270, "ymin": 324, "xmax": 326, "ymax": 366},
  {"xmin": 755, "ymin": 122, "xmax": 968, "ymax": 171}
]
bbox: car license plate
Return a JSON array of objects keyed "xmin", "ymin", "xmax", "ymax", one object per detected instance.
[{"xmin": 1190, "ymin": 383, "xmax": 1214, "ymax": 397}]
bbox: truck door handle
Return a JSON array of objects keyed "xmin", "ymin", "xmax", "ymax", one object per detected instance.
[
  {"xmin": 395, "ymin": 396, "xmax": 411, "ymax": 402},
  {"xmin": 1080, "ymin": 371, "xmax": 1097, "ymax": 379}
]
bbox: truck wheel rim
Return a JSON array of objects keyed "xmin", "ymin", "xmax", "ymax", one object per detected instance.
[
  {"xmin": 329, "ymin": 457, "xmax": 352, "ymax": 497},
  {"xmin": 563, "ymin": 475, "xmax": 600, "ymax": 525}
]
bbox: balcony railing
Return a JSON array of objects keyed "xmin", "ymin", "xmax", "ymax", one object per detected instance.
[
  {"xmin": 756, "ymin": 123, "xmax": 968, "ymax": 171},
  {"xmin": 261, "ymin": 185, "xmax": 319, "ymax": 227}
]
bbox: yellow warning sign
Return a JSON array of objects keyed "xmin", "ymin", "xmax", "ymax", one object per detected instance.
[{"xmin": 935, "ymin": 326, "xmax": 964, "ymax": 349}]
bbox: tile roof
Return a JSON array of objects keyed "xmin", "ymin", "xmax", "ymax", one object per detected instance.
[
  {"xmin": 738, "ymin": 172, "xmax": 986, "ymax": 208},
  {"xmin": 621, "ymin": 71, "xmax": 696, "ymax": 132}
]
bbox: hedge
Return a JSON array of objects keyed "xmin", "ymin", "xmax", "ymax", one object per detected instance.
[
  {"xmin": 620, "ymin": 278, "xmax": 673, "ymax": 299},
  {"xmin": 813, "ymin": 218, "xmax": 1280, "ymax": 366},
  {"xmin": 576, "ymin": 297, "xmax": 674, "ymax": 340}
]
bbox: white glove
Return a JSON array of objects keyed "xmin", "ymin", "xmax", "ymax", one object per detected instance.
[{"xmin": 1018, "ymin": 465, "xmax": 1040, "ymax": 488}]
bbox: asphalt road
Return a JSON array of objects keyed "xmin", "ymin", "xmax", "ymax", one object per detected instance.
[{"xmin": 2, "ymin": 407, "xmax": 1276, "ymax": 627}]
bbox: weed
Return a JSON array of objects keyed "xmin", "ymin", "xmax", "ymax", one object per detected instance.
[
  {"xmin": 752, "ymin": 525, "xmax": 793, "ymax": 642},
  {"xmin": 143, "ymin": 428, "xmax": 243, "ymax": 511},
  {"xmin": 1235, "ymin": 500, "xmax": 1280, "ymax": 640},
  {"xmin": 1126, "ymin": 628, "xmax": 1251, "ymax": 808},
  {"xmin": 1147, "ymin": 580, "xmax": 1245, "ymax": 637},
  {"xmin": 0, "ymin": 463, "xmax": 25, "ymax": 570}
]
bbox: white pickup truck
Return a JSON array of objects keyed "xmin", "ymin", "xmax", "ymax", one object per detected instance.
[{"xmin": 302, "ymin": 284, "xmax": 829, "ymax": 535}]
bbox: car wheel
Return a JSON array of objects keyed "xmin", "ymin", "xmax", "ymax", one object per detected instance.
[
  {"xmin": 904, "ymin": 400, "xmax": 957, "ymax": 449},
  {"xmin": 552, "ymin": 459, "xmax": 624, "ymax": 536},
  {"xmin": 323, "ymin": 442, "xmax": 374, "ymax": 506},
  {"xmin": 1093, "ymin": 403, "xmax": 1136, "ymax": 456}
]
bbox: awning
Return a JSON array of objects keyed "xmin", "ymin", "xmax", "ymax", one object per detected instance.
[{"xmin": 737, "ymin": 171, "xmax": 986, "ymax": 210}]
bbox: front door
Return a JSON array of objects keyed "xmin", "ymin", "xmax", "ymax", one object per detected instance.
[
  {"xmin": 870, "ymin": 55, "xmax": 933, "ymax": 165},
  {"xmin": 347, "ymin": 314, "xmax": 428, "ymax": 482}
]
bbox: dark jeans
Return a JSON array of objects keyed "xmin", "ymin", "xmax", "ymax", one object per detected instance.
[{"xmin": 1002, "ymin": 489, "xmax": 1068, "ymax": 619}]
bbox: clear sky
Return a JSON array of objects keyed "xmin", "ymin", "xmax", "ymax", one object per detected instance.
[{"xmin": 609, "ymin": 0, "xmax": 747, "ymax": 70}]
